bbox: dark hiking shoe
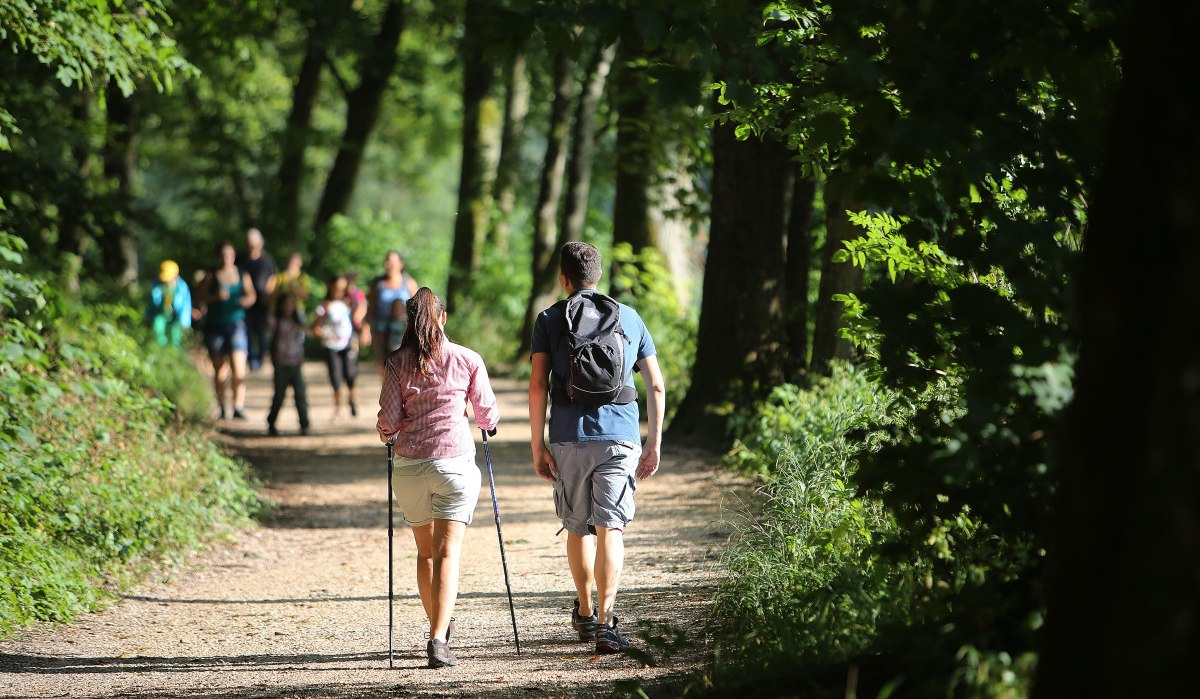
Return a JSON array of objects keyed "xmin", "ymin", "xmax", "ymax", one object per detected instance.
[
  {"xmin": 595, "ymin": 617, "xmax": 630, "ymax": 655},
  {"xmin": 267, "ymin": 425, "xmax": 280, "ymax": 437},
  {"xmin": 300, "ymin": 426, "xmax": 310, "ymax": 436},
  {"xmin": 571, "ymin": 598, "xmax": 599, "ymax": 642},
  {"xmin": 349, "ymin": 399, "xmax": 358, "ymax": 417},
  {"xmin": 219, "ymin": 405, "xmax": 227, "ymax": 420},
  {"xmin": 426, "ymin": 638, "xmax": 456, "ymax": 668},
  {"xmin": 232, "ymin": 408, "xmax": 247, "ymax": 420}
]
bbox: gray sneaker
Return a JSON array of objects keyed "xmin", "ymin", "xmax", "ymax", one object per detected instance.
[
  {"xmin": 595, "ymin": 617, "xmax": 630, "ymax": 654},
  {"xmin": 571, "ymin": 598, "xmax": 599, "ymax": 642},
  {"xmin": 426, "ymin": 638, "xmax": 456, "ymax": 668}
]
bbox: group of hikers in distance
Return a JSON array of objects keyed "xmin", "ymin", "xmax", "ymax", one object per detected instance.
[
  {"xmin": 145, "ymin": 228, "xmax": 419, "ymax": 433},
  {"xmin": 148, "ymin": 236, "xmax": 666, "ymax": 669}
]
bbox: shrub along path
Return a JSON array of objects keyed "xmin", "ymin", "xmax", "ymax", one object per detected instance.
[{"xmin": 0, "ymin": 361, "xmax": 741, "ymax": 698}]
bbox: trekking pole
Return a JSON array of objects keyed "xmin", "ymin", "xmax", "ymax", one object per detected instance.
[
  {"xmin": 481, "ymin": 429, "xmax": 522, "ymax": 654},
  {"xmin": 386, "ymin": 436, "xmax": 396, "ymax": 669}
]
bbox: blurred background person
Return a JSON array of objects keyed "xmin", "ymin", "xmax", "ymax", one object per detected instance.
[
  {"xmin": 236, "ymin": 227, "xmax": 276, "ymax": 371},
  {"xmin": 145, "ymin": 259, "xmax": 191, "ymax": 348},
  {"xmin": 204, "ymin": 241, "xmax": 256, "ymax": 420}
]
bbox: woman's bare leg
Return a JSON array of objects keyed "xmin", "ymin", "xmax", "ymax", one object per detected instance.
[{"xmin": 230, "ymin": 350, "xmax": 248, "ymax": 411}]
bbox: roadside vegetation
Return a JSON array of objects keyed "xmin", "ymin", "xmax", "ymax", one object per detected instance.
[{"xmin": 0, "ymin": 235, "xmax": 263, "ymax": 638}]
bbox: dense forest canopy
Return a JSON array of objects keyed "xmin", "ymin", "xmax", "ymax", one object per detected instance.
[{"xmin": 3, "ymin": 0, "xmax": 1194, "ymax": 695}]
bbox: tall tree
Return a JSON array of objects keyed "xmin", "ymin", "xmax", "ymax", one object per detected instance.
[
  {"xmin": 808, "ymin": 172, "xmax": 862, "ymax": 376},
  {"xmin": 609, "ymin": 43, "xmax": 658, "ymax": 288},
  {"xmin": 515, "ymin": 51, "xmax": 573, "ymax": 358},
  {"xmin": 312, "ymin": 0, "xmax": 406, "ymax": 250},
  {"xmin": 447, "ymin": 0, "xmax": 500, "ymax": 311},
  {"xmin": 668, "ymin": 123, "xmax": 789, "ymax": 443},
  {"xmin": 489, "ymin": 49, "xmax": 530, "ymax": 250},
  {"xmin": 57, "ymin": 89, "xmax": 95, "ymax": 264},
  {"xmin": 560, "ymin": 39, "xmax": 617, "ymax": 245},
  {"xmin": 270, "ymin": 30, "xmax": 325, "ymax": 250},
  {"xmin": 1034, "ymin": 1, "xmax": 1200, "ymax": 694},
  {"xmin": 98, "ymin": 83, "xmax": 141, "ymax": 287},
  {"xmin": 784, "ymin": 169, "xmax": 817, "ymax": 379}
]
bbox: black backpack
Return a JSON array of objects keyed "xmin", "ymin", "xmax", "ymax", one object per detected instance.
[{"xmin": 550, "ymin": 292, "xmax": 637, "ymax": 406}]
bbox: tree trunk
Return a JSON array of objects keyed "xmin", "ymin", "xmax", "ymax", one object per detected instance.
[
  {"xmin": 312, "ymin": 0, "xmax": 405, "ymax": 244},
  {"xmin": 271, "ymin": 36, "xmax": 324, "ymax": 251},
  {"xmin": 560, "ymin": 40, "xmax": 617, "ymax": 245},
  {"xmin": 809, "ymin": 172, "xmax": 863, "ymax": 376},
  {"xmin": 514, "ymin": 51, "xmax": 573, "ymax": 360},
  {"xmin": 609, "ymin": 45, "xmax": 658, "ymax": 291},
  {"xmin": 1033, "ymin": 3, "xmax": 1200, "ymax": 696},
  {"xmin": 99, "ymin": 81, "xmax": 140, "ymax": 289},
  {"xmin": 667, "ymin": 123, "xmax": 789, "ymax": 445},
  {"xmin": 489, "ymin": 49, "xmax": 530, "ymax": 251},
  {"xmin": 784, "ymin": 169, "xmax": 818, "ymax": 380},
  {"xmin": 447, "ymin": 0, "xmax": 500, "ymax": 311},
  {"xmin": 58, "ymin": 88, "xmax": 93, "ymax": 267}
]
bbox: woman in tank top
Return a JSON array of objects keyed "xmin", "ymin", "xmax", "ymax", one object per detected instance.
[
  {"xmin": 366, "ymin": 250, "xmax": 419, "ymax": 368},
  {"xmin": 203, "ymin": 240, "xmax": 256, "ymax": 420}
]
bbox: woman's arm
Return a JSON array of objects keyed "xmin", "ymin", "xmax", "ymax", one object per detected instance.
[
  {"xmin": 376, "ymin": 359, "xmax": 403, "ymax": 443},
  {"xmin": 467, "ymin": 356, "xmax": 500, "ymax": 433}
]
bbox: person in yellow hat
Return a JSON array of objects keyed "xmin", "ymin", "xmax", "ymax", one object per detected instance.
[{"xmin": 146, "ymin": 259, "xmax": 192, "ymax": 347}]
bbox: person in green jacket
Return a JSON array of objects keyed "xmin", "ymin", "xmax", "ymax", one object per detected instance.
[{"xmin": 146, "ymin": 260, "xmax": 192, "ymax": 348}]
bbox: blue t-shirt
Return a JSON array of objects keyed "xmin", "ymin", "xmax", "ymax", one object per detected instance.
[{"xmin": 530, "ymin": 290, "xmax": 656, "ymax": 444}]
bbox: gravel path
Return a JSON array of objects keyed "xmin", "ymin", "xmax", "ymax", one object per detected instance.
[{"xmin": 0, "ymin": 361, "xmax": 742, "ymax": 698}]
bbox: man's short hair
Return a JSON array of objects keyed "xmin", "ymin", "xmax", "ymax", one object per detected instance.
[{"xmin": 559, "ymin": 242, "xmax": 602, "ymax": 288}]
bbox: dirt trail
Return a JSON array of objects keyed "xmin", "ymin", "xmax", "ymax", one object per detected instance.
[{"xmin": 0, "ymin": 362, "xmax": 742, "ymax": 698}]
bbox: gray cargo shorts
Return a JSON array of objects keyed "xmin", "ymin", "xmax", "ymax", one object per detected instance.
[
  {"xmin": 391, "ymin": 451, "xmax": 481, "ymax": 527},
  {"xmin": 550, "ymin": 440, "xmax": 641, "ymax": 536}
]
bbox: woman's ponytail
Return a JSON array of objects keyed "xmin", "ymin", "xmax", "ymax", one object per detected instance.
[{"xmin": 401, "ymin": 287, "xmax": 445, "ymax": 377}]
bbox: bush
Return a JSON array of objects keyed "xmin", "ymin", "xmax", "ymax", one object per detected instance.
[
  {"xmin": 713, "ymin": 365, "xmax": 906, "ymax": 665},
  {"xmin": 703, "ymin": 364, "xmax": 1035, "ymax": 698},
  {"xmin": 0, "ymin": 234, "xmax": 263, "ymax": 638}
]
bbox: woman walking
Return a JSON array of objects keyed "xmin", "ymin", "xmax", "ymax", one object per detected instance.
[
  {"xmin": 376, "ymin": 287, "xmax": 499, "ymax": 668},
  {"xmin": 204, "ymin": 241, "xmax": 256, "ymax": 420},
  {"xmin": 314, "ymin": 275, "xmax": 359, "ymax": 418},
  {"xmin": 367, "ymin": 251, "xmax": 419, "ymax": 368}
]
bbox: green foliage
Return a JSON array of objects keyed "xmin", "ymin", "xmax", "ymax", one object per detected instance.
[
  {"xmin": 0, "ymin": 236, "xmax": 261, "ymax": 638},
  {"xmin": 608, "ymin": 242, "xmax": 696, "ymax": 422},
  {"xmin": 713, "ymin": 365, "xmax": 907, "ymax": 665},
  {"xmin": 321, "ymin": 210, "xmax": 450, "ymax": 286},
  {"xmin": 700, "ymin": 0, "xmax": 1122, "ymax": 692},
  {"xmin": 0, "ymin": 0, "xmax": 191, "ymax": 156},
  {"xmin": 704, "ymin": 365, "xmax": 1037, "ymax": 698},
  {"xmin": 448, "ymin": 231, "xmax": 533, "ymax": 372},
  {"xmin": 724, "ymin": 362, "xmax": 892, "ymax": 479}
]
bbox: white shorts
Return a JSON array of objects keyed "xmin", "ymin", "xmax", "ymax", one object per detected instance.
[{"xmin": 391, "ymin": 452, "xmax": 481, "ymax": 527}]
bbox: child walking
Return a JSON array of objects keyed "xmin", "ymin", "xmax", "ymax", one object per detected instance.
[
  {"xmin": 267, "ymin": 294, "xmax": 310, "ymax": 436},
  {"xmin": 315, "ymin": 275, "xmax": 359, "ymax": 418}
]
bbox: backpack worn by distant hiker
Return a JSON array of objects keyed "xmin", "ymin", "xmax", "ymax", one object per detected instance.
[{"xmin": 550, "ymin": 292, "xmax": 637, "ymax": 406}]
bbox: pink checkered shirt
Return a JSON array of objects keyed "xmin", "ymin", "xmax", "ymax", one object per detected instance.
[{"xmin": 376, "ymin": 340, "xmax": 500, "ymax": 460}]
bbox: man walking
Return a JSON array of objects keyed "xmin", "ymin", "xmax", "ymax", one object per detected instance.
[
  {"xmin": 528, "ymin": 242, "xmax": 665, "ymax": 654},
  {"xmin": 236, "ymin": 227, "xmax": 277, "ymax": 371}
]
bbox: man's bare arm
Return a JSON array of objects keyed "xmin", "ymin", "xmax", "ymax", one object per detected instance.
[{"xmin": 635, "ymin": 354, "xmax": 665, "ymax": 480}]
